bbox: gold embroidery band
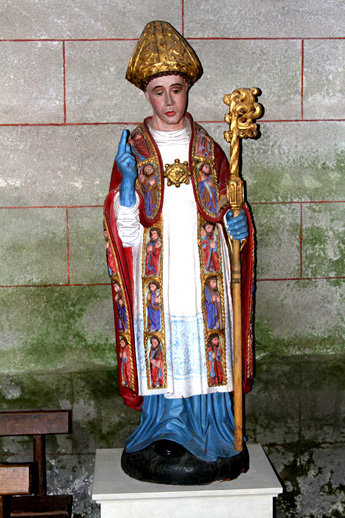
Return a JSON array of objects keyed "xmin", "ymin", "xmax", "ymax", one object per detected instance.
[
  {"xmin": 198, "ymin": 213, "xmax": 228, "ymax": 387},
  {"xmin": 192, "ymin": 123, "xmax": 221, "ymax": 219},
  {"xmin": 141, "ymin": 219, "xmax": 167, "ymax": 390},
  {"xmin": 103, "ymin": 217, "xmax": 135, "ymax": 392},
  {"xmin": 133, "ymin": 125, "xmax": 162, "ymax": 221}
]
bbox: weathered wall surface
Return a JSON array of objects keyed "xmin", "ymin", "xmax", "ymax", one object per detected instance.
[{"xmin": 0, "ymin": 1, "xmax": 344, "ymax": 517}]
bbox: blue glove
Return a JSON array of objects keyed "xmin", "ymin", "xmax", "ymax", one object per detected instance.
[
  {"xmin": 226, "ymin": 209, "xmax": 249, "ymax": 240},
  {"xmin": 116, "ymin": 130, "xmax": 137, "ymax": 207}
]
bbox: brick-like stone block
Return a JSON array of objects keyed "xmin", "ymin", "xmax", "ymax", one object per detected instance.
[
  {"xmin": 71, "ymin": 371, "xmax": 140, "ymax": 453},
  {"xmin": 303, "ymin": 40, "xmax": 345, "ymax": 119},
  {"xmin": 246, "ymin": 356, "xmax": 300, "ymax": 444},
  {"xmin": 68, "ymin": 207, "xmax": 110, "ymax": 285},
  {"xmin": 0, "ymin": 208, "xmax": 67, "ymax": 285},
  {"xmin": 0, "ymin": 42, "xmax": 64, "ymax": 124},
  {"xmin": 184, "ymin": 0, "xmax": 345, "ymax": 38},
  {"xmin": 65, "ymin": 40, "xmax": 148, "ymax": 123},
  {"xmin": 247, "ymin": 354, "xmax": 345, "ymax": 447},
  {"xmin": 188, "ymin": 40, "xmax": 302, "ymax": 121},
  {"xmin": 302, "ymin": 203, "xmax": 345, "ymax": 278},
  {"xmin": 0, "ymin": 286, "xmax": 115, "ymax": 373},
  {"xmin": 252, "ymin": 204, "xmax": 301, "ymax": 279},
  {"xmin": 0, "ymin": 125, "xmax": 121, "ymax": 207},
  {"xmin": 255, "ymin": 279, "xmax": 345, "ymax": 355},
  {"xmin": 299, "ymin": 355, "xmax": 345, "ymax": 443},
  {"xmin": 202, "ymin": 121, "xmax": 345, "ymax": 203},
  {"xmin": 0, "ymin": 1, "xmax": 181, "ymax": 39}
]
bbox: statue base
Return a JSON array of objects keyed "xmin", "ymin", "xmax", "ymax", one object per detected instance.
[
  {"xmin": 121, "ymin": 440, "xmax": 249, "ymax": 485},
  {"xmin": 92, "ymin": 444, "xmax": 283, "ymax": 518}
]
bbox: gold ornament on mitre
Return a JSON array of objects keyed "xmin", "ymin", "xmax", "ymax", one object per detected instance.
[{"xmin": 126, "ymin": 21, "xmax": 203, "ymax": 90}]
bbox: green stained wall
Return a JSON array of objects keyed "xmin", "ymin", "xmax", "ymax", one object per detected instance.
[{"xmin": 0, "ymin": 2, "xmax": 344, "ymax": 518}]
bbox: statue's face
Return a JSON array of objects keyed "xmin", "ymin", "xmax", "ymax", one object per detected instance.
[
  {"xmin": 202, "ymin": 163, "xmax": 211, "ymax": 175},
  {"xmin": 212, "ymin": 336, "xmax": 219, "ymax": 346},
  {"xmin": 209, "ymin": 278, "xmax": 217, "ymax": 290},
  {"xmin": 151, "ymin": 338, "xmax": 159, "ymax": 348},
  {"xmin": 144, "ymin": 164, "xmax": 154, "ymax": 175},
  {"xmin": 205, "ymin": 224, "xmax": 214, "ymax": 235},
  {"xmin": 151, "ymin": 230, "xmax": 159, "ymax": 240},
  {"xmin": 145, "ymin": 75, "xmax": 188, "ymax": 131}
]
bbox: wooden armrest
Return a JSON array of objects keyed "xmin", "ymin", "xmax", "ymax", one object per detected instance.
[
  {"xmin": 0, "ymin": 465, "xmax": 33, "ymax": 496},
  {"xmin": 0, "ymin": 411, "xmax": 71, "ymax": 437}
]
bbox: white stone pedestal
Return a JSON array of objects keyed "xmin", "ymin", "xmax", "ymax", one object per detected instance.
[{"xmin": 92, "ymin": 443, "xmax": 282, "ymax": 518}]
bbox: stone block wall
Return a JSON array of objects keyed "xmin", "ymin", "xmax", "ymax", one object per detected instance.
[{"xmin": 0, "ymin": 2, "xmax": 344, "ymax": 517}]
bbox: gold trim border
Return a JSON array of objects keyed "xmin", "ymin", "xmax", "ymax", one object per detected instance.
[
  {"xmin": 192, "ymin": 124, "xmax": 220, "ymax": 219},
  {"xmin": 134, "ymin": 125, "xmax": 162, "ymax": 221},
  {"xmin": 197, "ymin": 213, "xmax": 228, "ymax": 387},
  {"xmin": 141, "ymin": 218, "xmax": 168, "ymax": 390},
  {"xmin": 103, "ymin": 216, "xmax": 136, "ymax": 391}
]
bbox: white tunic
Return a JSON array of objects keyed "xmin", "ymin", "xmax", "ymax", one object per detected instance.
[{"xmin": 115, "ymin": 121, "xmax": 234, "ymax": 399}]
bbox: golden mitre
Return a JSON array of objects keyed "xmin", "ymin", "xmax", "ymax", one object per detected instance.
[{"xmin": 126, "ymin": 21, "xmax": 203, "ymax": 90}]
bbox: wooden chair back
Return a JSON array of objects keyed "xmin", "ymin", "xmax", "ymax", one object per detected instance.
[
  {"xmin": 0, "ymin": 411, "xmax": 71, "ymax": 496},
  {"xmin": 0, "ymin": 410, "xmax": 72, "ymax": 518}
]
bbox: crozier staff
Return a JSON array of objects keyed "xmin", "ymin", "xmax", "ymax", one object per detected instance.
[{"xmin": 103, "ymin": 20, "xmax": 255, "ymax": 484}]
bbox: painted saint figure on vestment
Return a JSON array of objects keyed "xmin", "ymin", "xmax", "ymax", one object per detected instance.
[
  {"xmin": 197, "ymin": 163, "xmax": 218, "ymax": 214},
  {"xmin": 104, "ymin": 229, "xmax": 117, "ymax": 277},
  {"xmin": 146, "ymin": 281, "xmax": 161, "ymax": 332},
  {"xmin": 113, "ymin": 281, "xmax": 128, "ymax": 332},
  {"xmin": 145, "ymin": 227, "xmax": 161, "ymax": 276},
  {"xmin": 201, "ymin": 221, "xmax": 220, "ymax": 273},
  {"xmin": 138, "ymin": 163, "xmax": 159, "ymax": 217},
  {"xmin": 119, "ymin": 336, "xmax": 132, "ymax": 387},
  {"xmin": 148, "ymin": 336, "xmax": 164, "ymax": 388},
  {"xmin": 204, "ymin": 276, "xmax": 222, "ymax": 330},
  {"xmin": 207, "ymin": 333, "xmax": 225, "ymax": 386}
]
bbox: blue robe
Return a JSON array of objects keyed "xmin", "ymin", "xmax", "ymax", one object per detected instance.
[{"xmin": 126, "ymin": 393, "xmax": 237, "ymax": 462}]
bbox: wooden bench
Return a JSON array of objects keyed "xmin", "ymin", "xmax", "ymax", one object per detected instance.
[{"xmin": 0, "ymin": 411, "xmax": 72, "ymax": 518}]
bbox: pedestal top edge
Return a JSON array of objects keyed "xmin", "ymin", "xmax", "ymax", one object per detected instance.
[
  {"xmin": 92, "ymin": 486, "xmax": 283, "ymax": 502},
  {"xmin": 92, "ymin": 443, "xmax": 283, "ymax": 499}
]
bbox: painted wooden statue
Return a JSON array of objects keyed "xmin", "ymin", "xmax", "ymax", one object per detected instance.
[{"xmin": 103, "ymin": 21, "xmax": 255, "ymax": 484}]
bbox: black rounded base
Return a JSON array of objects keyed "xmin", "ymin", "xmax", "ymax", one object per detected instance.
[{"xmin": 121, "ymin": 441, "xmax": 249, "ymax": 485}]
